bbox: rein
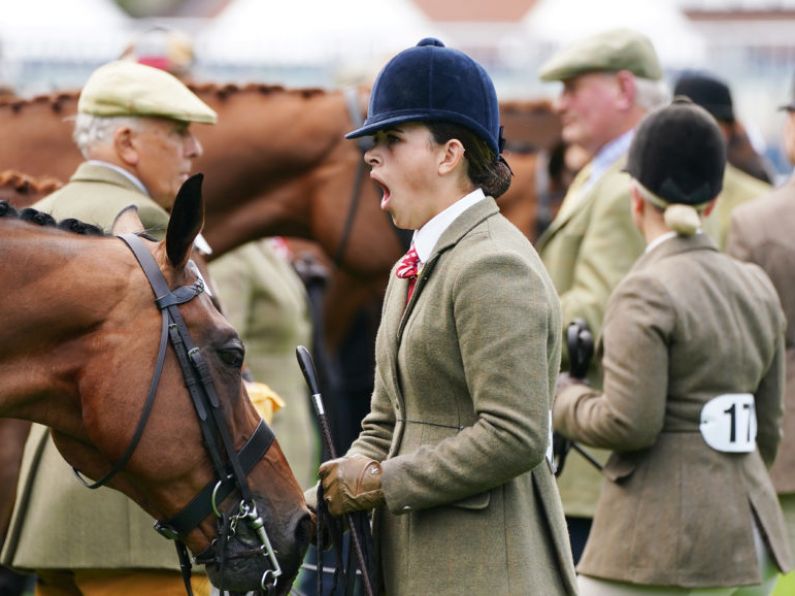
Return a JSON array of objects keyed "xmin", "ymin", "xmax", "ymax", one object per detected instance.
[{"xmin": 72, "ymin": 233, "xmax": 281, "ymax": 595}]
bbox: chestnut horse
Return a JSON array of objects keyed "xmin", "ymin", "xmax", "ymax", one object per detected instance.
[{"xmin": 0, "ymin": 178, "xmax": 312, "ymax": 594}]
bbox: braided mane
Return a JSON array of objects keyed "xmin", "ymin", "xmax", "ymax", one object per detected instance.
[
  {"xmin": 0, "ymin": 82, "xmax": 330, "ymax": 114},
  {"xmin": 0, "ymin": 200, "xmax": 104, "ymax": 236}
]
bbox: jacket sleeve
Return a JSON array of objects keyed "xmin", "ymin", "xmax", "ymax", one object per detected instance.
[
  {"xmin": 755, "ymin": 333, "xmax": 785, "ymax": 466},
  {"xmin": 208, "ymin": 248, "xmax": 254, "ymax": 337},
  {"xmin": 726, "ymin": 212, "xmax": 753, "ymax": 262},
  {"xmin": 379, "ymin": 249, "xmax": 558, "ymax": 513},
  {"xmin": 554, "ymin": 273, "xmax": 674, "ymax": 450},
  {"xmin": 348, "ymin": 366, "xmax": 396, "ymax": 463},
  {"xmin": 559, "ymin": 181, "xmax": 645, "ymax": 365}
]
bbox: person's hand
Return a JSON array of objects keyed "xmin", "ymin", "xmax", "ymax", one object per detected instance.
[{"xmin": 318, "ymin": 454, "xmax": 384, "ymax": 517}]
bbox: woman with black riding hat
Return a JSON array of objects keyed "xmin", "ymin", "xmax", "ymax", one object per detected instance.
[
  {"xmin": 554, "ymin": 99, "xmax": 793, "ymax": 595},
  {"xmin": 309, "ymin": 38, "xmax": 577, "ymax": 594}
]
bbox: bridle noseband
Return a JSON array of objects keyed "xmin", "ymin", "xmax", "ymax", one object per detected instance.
[{"xmin": 72, "ymin": 233, "xmax": 282, "ymax": 595}]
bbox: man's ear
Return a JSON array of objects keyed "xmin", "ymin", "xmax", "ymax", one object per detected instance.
[
  {"xmin": 615, "ymin": 70, "xmax": 637, "ymax": 111},
  {"xmin": 111, "ymin": 205, "xmax": 145, "ymax": 235},
  {"xmin": 438, "ymin": 138, "xmax": 466, "ymax": 176},
  {"xmin": 114, "ymin": 126, "xmax": 139, "ymax": 167}
]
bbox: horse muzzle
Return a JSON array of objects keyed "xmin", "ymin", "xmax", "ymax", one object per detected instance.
[{"xmin": 199, "ymin": 500, "xmax": 313, "ymax": 594}]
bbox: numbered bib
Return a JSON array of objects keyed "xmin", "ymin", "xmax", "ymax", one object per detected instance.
[{"xmin": 699, "ymin": 393, "xmax": 757, "ymax": 453}]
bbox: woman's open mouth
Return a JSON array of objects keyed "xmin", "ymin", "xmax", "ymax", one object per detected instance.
[{"xmin": 373, "ymin": 177, "xmax": 391, "ymax": 210}]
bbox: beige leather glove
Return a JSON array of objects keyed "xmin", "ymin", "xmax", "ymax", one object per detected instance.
[{"xmin": 318, "ymin": 454, "xmax": 384, "ymax": 517}]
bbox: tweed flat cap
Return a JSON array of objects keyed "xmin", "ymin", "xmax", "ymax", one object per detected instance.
[
  {"xmin": 78, "ymin": 61, "xmax": 217, "ymax": 124},
  {"xmin": 539, "ymin": 28, "xmax": 662, "ymax": 82}
]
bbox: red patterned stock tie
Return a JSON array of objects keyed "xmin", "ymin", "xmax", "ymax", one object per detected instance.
[{"xmin": 396, "ymin": 244, "xmax": 421, "ymax": 303}]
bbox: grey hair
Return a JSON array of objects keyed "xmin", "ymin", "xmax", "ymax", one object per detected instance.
[
  {"xmin": 634, "ymin": 77, "xmax": 671, "ymax": 111},
  {"xmin": 72, "ymin": 113, "xmax": 142, "ymax": 158}
]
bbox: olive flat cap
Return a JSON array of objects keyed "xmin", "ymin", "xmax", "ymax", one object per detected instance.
[
  {"xmin": 78, "ymin": 61, "xmax": 217, "ymax": 124},
  {"xmin": 539, "ymin": 28, "xmax": 662, "ymax": 82}
]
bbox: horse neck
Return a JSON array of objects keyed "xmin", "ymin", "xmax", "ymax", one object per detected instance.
[
  {"xmin": 0, "ymin": 94, "xmax": 81, "ymax": 182},
  {"xmin": 195, "ymin": 86, "xmax": 366, "ymax": 256},
  {"xmin": 0, "ymin": 226, "xmax": 126, "ymax": 428}
]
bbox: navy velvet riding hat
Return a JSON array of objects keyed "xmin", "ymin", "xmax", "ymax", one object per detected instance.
[{"xmin": 346, "ymin": 38, "xmax": 502, "ymax": 156}]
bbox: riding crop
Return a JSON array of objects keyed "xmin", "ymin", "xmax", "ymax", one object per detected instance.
[
  {"xmin": 296, "ymin": 345, "xmax": 376, "ymax": 596},
  {"xmin": 553, "ymin": 319, "xmax": 603, "ymax": 475}
]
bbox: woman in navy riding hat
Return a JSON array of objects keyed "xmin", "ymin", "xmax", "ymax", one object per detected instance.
[{"xmin": 314, "ymin": 38, "xmax": 577, "ymax": 594}]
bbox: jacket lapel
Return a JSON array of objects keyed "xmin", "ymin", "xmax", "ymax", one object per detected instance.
[
  {"xmin": 536, "ymin": 158, "xmax": 629, "ymax": 249},
  {"xmin": 396, "ymin": 198, "xmax": 500, "ymax": 345}
]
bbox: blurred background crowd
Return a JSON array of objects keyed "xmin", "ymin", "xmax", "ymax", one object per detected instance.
[{"xmin": 2, "ymin": 0, "xmax": 795, "ymax": 178}]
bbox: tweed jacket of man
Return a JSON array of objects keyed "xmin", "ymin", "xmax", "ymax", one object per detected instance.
[
  {"xmin": 209, "ymin": 239, "xmax": 317, "ymax": 489},
  {"xmin": 347, "ymin": 198, "xmax": 577, "ymax": 595},
  {"xmin": 554, "ymin": 233, "xmax": 793, "ymax": 587},
  {"xmin": 702, "ymin": 163, "xmax": 770, "ymax": 251},
  {"xmin": 1, "ymin": 163, "xmax": 182, "ymax": 570},
  {"xmin": 728, "ymin": 175, "xmax": 795, "ymax": 494},
  {"xmin": 535, "ymin": 156, "xmax": 645, "ymax": 517}
]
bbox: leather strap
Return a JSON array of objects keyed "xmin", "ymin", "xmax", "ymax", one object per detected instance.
[{"xmin": 157, "ymin": 419, "xmax": 274, "ymax": 538}]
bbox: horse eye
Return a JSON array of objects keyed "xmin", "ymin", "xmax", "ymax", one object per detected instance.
[{"xmin": 218, "ymin": 345, "xmax": 245, "ymax": 369}]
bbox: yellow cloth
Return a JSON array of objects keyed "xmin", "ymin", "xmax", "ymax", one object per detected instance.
[
  {"xmin": 36, "ymin": 569, "xmax": 210, "ymax": 596},
  {"xmin": 245, "ymin": 380, "xmax": 285, "ymax": 424}
]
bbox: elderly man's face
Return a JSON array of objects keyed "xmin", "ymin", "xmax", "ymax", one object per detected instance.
[
  {"xmin": 132, "ymin": 117, "xmax": 202, "ymax": 208},
  {"xmin": 555, "ymin": 71, "xmax": 631, "ymax": 155}
]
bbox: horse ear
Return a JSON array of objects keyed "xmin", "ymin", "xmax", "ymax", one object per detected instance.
[
  {"xmin": 166, "ymin": 173, "xmax": 205, "ymax": 270},
  {"xmin": 111, "ymin": 205, "xmax": 145, "ymax": 235}
]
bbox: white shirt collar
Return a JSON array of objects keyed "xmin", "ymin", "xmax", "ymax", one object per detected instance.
[
  {"xmin": 413, "ymin": 188, "xmax": 486, "ymax": 263},
  {"xmin": 644, "ymin": 231, "xmax": 679, "ymax": 254},
  {"xmin": 86, "ymin": 160, "xmax": 149, "ymax": 196}
]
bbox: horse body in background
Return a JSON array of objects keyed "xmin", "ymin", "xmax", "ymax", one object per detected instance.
[
  {"xmin": 0, "ymin": 84, "xmax": 563, "ymax": 342},
  {"xmin": 0, "ymin": 182, "xmax": 311, "ymax": 594}
]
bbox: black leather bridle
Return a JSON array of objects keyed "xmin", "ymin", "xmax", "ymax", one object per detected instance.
[{"xmin": 72, "ymin": 232, "xmax": 282, "ymax": 595}]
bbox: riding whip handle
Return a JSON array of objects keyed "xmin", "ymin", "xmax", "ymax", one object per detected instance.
[
  {"xmin": 556, "ymin": 320, "xmax": 603, "ymax": 474},
  {"xmin": 295, "ymin": 345, "xmax": 375, "ymax": 596}
]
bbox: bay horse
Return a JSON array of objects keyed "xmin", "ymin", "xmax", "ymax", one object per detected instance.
[{"xmin": 0, "ymin": 177, "xmax": 312, "ymax": 594}]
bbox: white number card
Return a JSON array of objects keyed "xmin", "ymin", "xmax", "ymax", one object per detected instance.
[{"xmin": 699, "ymin": 393, "xmax": 757, "ymax": 453}]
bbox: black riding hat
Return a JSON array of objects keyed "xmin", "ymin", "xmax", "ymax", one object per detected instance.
[
  {"xmin": 673, "ymin": 73, "xmax": 734, "ymax": 123},
  {"xmin": 626, "ymin": 98, "xmax": 726, "ymax": 206}
]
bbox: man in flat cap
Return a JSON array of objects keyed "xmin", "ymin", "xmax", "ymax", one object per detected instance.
[
  {"xmin": 535, "ymin": 28, "xmax": 669, "ymax": 562},
  {"xmin": 727, "ymin": 84, "xmax": 795, "ymax": 596},
  {"xmin": 674, "ymin": 72, "xmax": 771, "ymax": 250},
  {"xmin": 1, "ymin": 61, "xmax": 216, "ymax": 595}
]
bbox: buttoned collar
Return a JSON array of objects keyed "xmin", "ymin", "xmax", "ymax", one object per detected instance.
[{"xmin": 412, "ymin": 188, "xmax": 486, "ymax": 263}]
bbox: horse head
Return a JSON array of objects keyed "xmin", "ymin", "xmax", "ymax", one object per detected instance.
[{"xmin": 0, "ymin": 177, "xmax": 313, "ymax": 594}]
